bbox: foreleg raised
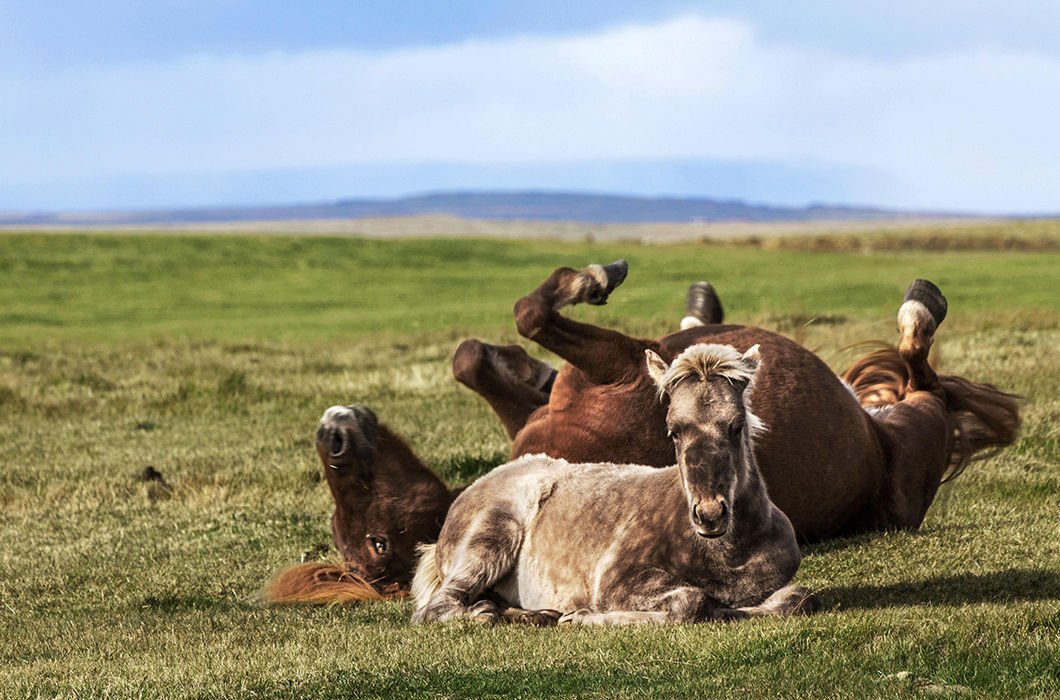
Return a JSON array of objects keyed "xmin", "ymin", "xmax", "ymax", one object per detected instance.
[{"xmin": 513, "ymin": 260, "xmax": 651, "ymax": 385}]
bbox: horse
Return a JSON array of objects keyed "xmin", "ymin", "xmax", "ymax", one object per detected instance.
[
  {"xmin": 264, "ymin": 404, "xmax": 457, "ymax": 604},
  {"xmin": 452, "ymin": 261, "xmax": 1020, "ymax": 542},
  {"xmin": 412, "ymin": 343, "xmax": 816, "ymax": 626}
]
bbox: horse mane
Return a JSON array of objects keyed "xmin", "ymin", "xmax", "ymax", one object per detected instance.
[
  {"xmin": 841, "ymin": 344, "xmax": 1021, "ymax": 482},
  {"xmin": 654, "ymin": 343, "xmax": 766, "ymax": 440},
  {"xmin": 656, "ymin": 343, "xmax": 757, "ymax": 398},
  {"xmin": 262, "ymin": 562, "xmax": 407, "ymax": 605}
]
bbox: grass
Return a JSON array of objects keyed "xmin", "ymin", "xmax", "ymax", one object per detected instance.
[{"xmin": 0, "ymin": 228, "xmax": 1058, "ymax": 697}]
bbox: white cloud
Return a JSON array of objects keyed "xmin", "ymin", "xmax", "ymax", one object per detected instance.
[{"xmin": 2, "ymin": 14, "xmax": 1059, "ymax": 211}]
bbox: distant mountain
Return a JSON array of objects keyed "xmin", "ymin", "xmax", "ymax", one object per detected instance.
[{"xmin": 1, "ymin": 191, "xmax": 954, "ymax": 226}]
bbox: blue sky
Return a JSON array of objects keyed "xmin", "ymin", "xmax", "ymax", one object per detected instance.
[{"xmin": 2, "ymin": 1, "xmax": 1059, "ymax": 213}]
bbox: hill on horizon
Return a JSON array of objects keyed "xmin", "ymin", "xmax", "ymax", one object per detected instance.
[{"xmin": 0, "ymin": 191, "xmax": 968, "ymax": 227}]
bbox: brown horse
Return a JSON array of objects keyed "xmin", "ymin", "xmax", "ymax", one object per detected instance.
[
  {"xmin": 264, "ymin": 404, "xmax": 456, "ymax": 604},
  {"xmin": 412, "ymin": 343, "xmax": 815, "ymax": 626},
  {"xmin": 453, "ymin": 261, "xmax": 1020, "ymax": 542}
]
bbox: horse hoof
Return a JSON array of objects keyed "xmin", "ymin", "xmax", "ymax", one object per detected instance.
[
  {"xmin": 683, "ymin": 281, "xmax": 724, "ymax": 328},
  {"xmin": 710, "ymin": 608, "xmax": 748, "ymax": 623},
  {"xmin": 473, "ymin": 612, "xmax": 499, "ymax": 625},
  {"xmin": 902, "ymin": 279, "xmax": 947, "ymax": 327},
  {"xmin": 469, "ymin": 599, "xmax": 500, "ymax": 625},
  {"xmin": 527, "ymin": 609, "xmax": 562, "ymax": 626},
  {"xmin": 580, "ymin": 260, "xmax": 628, "ymax": 305},
  {"xmin": 790, "ymin": 589, "xmax": 820, "ymax": 616},
  {"xmin": 506, "ymin": 609, "xmax": 561, "ymax": 626},
  {"xmin": 602, "ymin": 259, "xmax": 628, "ymax": 293},
  {"xmin": 558, "ymin": 608, "xmax": 593, "ymax": 625}
]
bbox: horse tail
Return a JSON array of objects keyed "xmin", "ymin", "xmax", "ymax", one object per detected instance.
[
  {"xmin": 936, "ymin": 373, "xmax": 1021, "ymax": 482},
  {"xmin": 841, "ymin": 343, "xmax": 911, "ymax": 406},
  {"xmin": 262, "ymin": 562, "xmax": 403, "ymax": 605},
  {"xmin": 841, "ymin": 343, "xmax": 1021, "ymax": 482},
  {"xmin": 410, "ymin": 543, "xmax": 442, "ymax": 609}
]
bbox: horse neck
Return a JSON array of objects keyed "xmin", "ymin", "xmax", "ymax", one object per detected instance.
[
  {"xmin": 326, "ymin": 425, "xmax": 453, "ymax": 515},
  {"xmin": 372, "ymin": 425, "xmax": 453, "ymax": 506},
  {"xmin": 728, "ymin": 435, "xmax": 775, "ymax": 537}
]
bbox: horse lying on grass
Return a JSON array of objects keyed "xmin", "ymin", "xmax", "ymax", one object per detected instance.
[
  {"xmin": 411, "ymin": 343, "xmax": 815, "ymax": 626},
  {"xmin": 453, "ymin": 262, "xmax": 1020, "ymax": 541},
  {"xmin": 265, "ymin": 267, "xmax": 1019, "ymax": 604}
]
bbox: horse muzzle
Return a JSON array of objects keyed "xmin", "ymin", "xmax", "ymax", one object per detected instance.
[
  {"xmin": 691, "ymin": 497, "xmax": 729, "ymax": 538},
  {"xmin": 316, "ymin": 404, "xmax": 379, "ymax": 466}
]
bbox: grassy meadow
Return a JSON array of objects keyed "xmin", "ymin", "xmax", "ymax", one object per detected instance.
[{"xmin": 1, "ymin": 227, "xmax": 1058, "ymax": 697}]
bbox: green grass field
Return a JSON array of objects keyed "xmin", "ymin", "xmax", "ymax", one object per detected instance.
[{"xmin": 1, "ymin": 229, "xmax": 1058, "ymax": 697}]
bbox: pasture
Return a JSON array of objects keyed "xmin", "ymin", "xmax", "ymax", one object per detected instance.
[{"xmin": 1, "ymin": 227, "xmax": 1058, "ymax": 697}]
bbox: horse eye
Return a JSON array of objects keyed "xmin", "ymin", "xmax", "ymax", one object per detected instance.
[
  {"xmin": 730, "ymin": 420, "xmax": 745, "ymax": 437},
  {"xmin": 368, "ymin": 535, "xmax": 388, "ymax": 555},
  {"xmin": 666, "ymin": 428, "xmax": 677, "ymax": 441}
]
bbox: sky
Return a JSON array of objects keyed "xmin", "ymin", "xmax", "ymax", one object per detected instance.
[{"xmin": 2, "ymin": 1, "xmax": 1059, "ymax": 214}]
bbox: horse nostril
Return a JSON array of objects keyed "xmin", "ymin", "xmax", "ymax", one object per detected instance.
[{"xmin": 329, "ymin": 429, "xmax": 345, "ymax": 457}]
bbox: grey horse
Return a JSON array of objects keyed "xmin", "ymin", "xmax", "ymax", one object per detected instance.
[{"xmin": 412, "ymin": 343, "xmax": 815, "ymax": 626}]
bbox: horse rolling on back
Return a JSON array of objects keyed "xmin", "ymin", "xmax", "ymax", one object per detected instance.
[
  {"xmin": 412, "ymin": 343, "xmax": 815, "ymax": 626},
  {"xmin": 264, "ymin": 404, "xmax": 456, "ymax": 604},
  {"xmin": 454, "ymin": 262, "xmax": 1021, "ymax": 541}
]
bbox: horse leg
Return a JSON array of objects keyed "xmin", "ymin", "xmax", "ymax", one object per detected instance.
[
  {"xmin": 411, "ymin": 508, "xmax": 523, "ymax": 625},
  {"xmin": 897, "ymin": 279, "xmax": 948, "ymax": 391},
  {"xmin": 712, "ymin": 585, "xmax": 819, "ymax": 620},
  {"xmin": 558, "ymin": 609, "xmax": 671, "ymax": 626},
  {"xmin": 514, "ymin": 260, "xmax": 651, "ymax": 385},
  {"xmin": 497, "ymin": 605, "xmax": 563, "ymax": 626},
  {"xmin": 452, "ymin": 339, "xmax": 556, "ymax": 439},
  {"xmin": 679, "ymin": 282, "xmax": 725, "ymax": 330},
  {"xmin": 557, "ymin": 583, "xmax": 710, "ymax": 626},
  {"xmin": 559, "ymin": 583, "xmax": 817, "ymax": 626}
]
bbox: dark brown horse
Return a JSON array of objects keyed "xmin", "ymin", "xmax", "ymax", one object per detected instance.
[
  {"xmin": 264, "ymin": 404, "xmax": 456, "ymax": 604},
  {"xmin": 453, "ymin": 261, "xmax": 1020, "ymax": 542}
]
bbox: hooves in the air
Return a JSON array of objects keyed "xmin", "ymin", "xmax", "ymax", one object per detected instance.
[
  {"xmin": 903, "ymin": 278, "xmax": 948, "ymax": 328},
  {"xmin": 580, "ymin": 259, "xmax": 628, "ymax": 305},
  {"xmin": 682, "ymin": 281, "xmax": 724, "ymax": 329},
  {"xmin": 897, "ymin": 279, "xmax": 948, "ymax": 389}
]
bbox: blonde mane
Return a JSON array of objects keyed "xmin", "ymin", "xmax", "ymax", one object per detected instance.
[
  {"xmin": 654, "ymin": 343, "xmax": 758, "ymax": 399},
  {"xmin": 650, "ymin": 343, "xmax": 767, "ymax": 441}
]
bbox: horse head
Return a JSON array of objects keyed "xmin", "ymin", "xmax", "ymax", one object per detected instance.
[
  {"xmin": 316, "ymin": 404, "xmax": 452, "ymax": 594},
  {"xmin": 645, "ymin": 344, "xmax": 763, "ymax": 539}
]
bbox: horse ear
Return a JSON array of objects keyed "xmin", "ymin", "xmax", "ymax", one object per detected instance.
[
  {"xmin": 740, "ymin": 344, "xmax": 761, "ymax": 378},
  {"xmin": 645, "ymin": 349, "xmax": 670, "ymax": 389}
]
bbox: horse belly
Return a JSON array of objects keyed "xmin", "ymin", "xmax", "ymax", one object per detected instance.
[{"xmin": 501, "ymin": 548, "xmax": 593, "ymax": 612}]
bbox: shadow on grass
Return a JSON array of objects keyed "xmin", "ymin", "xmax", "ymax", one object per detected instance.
[{"xmin": 823, "ymin": 568, "xmax": 1060, "ymax": 609}]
